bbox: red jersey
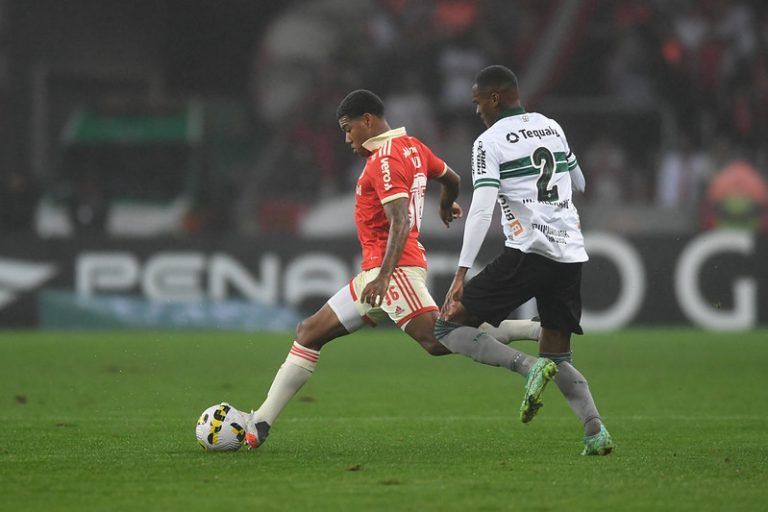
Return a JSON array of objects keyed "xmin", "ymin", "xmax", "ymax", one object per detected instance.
[{"xmin": 355, "ymin": 128, "xmax": 447, "ymax": 270}]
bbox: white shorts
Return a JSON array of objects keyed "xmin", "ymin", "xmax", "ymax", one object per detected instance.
[{"xmin": 327, "ymin": 266, "xmax": 438, "ymax": 332}]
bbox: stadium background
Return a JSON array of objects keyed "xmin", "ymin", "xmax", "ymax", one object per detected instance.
[{"xmin": 0, "ymin": 0, "xmax": 766, "ymax": 330}]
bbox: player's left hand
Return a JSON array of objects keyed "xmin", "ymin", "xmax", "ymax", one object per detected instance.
[
  {"xmin": 440, "ymin": 202, "xmax": 463, "ymax": 228},
  {"xmin": 439, "ymin": 277, "xmax": 464, "ymax": 320},
  {"xmin": 360, "ymin": 274, "xmax": 390, "ymax": 308}
]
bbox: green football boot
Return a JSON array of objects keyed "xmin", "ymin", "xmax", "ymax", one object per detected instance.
[
  {"xmin": 581, "ymin": 425, "xmax": 614, "ymax": 456},
  {"xmin": 519, "ymin": 358, "xmax": 558, "ymax": 423}
]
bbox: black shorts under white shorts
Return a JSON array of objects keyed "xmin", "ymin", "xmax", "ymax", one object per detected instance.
[{"xmin": 461, "ymin": 247, "xmax": 584, "ymax": 335}]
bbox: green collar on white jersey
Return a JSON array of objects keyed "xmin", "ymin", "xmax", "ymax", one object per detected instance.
[{"xmin": 496, "ymin": 105, "xmax": 526, "ymax": 121}]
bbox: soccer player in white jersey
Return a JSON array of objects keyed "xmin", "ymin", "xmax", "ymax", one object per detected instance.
[
  {"xmin": 435, "ymin": 65, "xmax": 614, "ymax": 455},
  {"xmin": 239, "ymin": 89, "xmax": 540, "ymax": 450}
]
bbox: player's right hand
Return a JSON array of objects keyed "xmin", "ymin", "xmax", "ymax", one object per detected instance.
[
  {"xmin": 360, "ymin": 273, "xmax": 390, "ymax": 308},
  {"xmin": 440, "ymin": 202, "xmax": 463, "ymax": 228}
]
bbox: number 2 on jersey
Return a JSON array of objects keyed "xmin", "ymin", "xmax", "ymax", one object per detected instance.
[{"xmin": 532, "ymin": 147, "xmax": 559, "ymax": 202}]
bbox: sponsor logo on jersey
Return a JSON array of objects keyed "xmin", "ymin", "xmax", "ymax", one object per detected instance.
[
  {"xmin": 474, "ymin": 140, "xmax": 487, "ymax": 176},
  {"xmin": 506, "ymin": 125, "xmax": 561, "ymax": 144},
  {"xmin": 380, "ymin": 157, "xmax": 392, "ymax": 191},
  {"xmin": 532, "ymin": 223, "xmax": 570, "ymax": 244},
  {"xmin": 510, "ymin": 220, "xmax": 525, "ymax": 238},
  {"xmin": 499, "ymin": 197, "xmax": 526, "ymax": 238},
  {"xmin": 499, "ymin": 196, "xmax": 516, "ymax": 222}
]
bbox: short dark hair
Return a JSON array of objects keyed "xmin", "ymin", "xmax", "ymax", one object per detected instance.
[
  {"xmin": 336, "ymin": 89, "xmax": 384, "ymax": 120},
  {"xmin": 474, "ymin": 65, "xmax": 518, "ymax": 91}
]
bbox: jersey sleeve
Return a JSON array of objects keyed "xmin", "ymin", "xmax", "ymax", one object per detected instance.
[
  {"xmin": 552, "ymin": 120, "xmax": 586, "ymax": 193},
  {"xmin": 420, "ymin": 141, "xmax": 448, "ymax": 179},
  {"xmin": 372, "ymin": 153, "xmax": 410, "ymax": 205},
  {"xmin": 458, "ymin": 185, "xmax": 497, "ymax": 269},
  {"xmin": 456, "ymin": 135, "xmax": 500, "ymax": 269},
  {"xmin": 471, "ymin": 135, "xmax": 501, "ymax": 190}
]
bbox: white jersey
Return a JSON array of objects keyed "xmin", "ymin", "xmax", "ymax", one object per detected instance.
[{"xmin": 459, "ymin": 107, "xmax": 588, "ymax": 267}]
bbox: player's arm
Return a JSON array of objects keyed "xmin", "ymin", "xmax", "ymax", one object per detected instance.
[
  {"xmin": 441, "ymin": 185, "xmax": 497, "ymax": 317},
  {"xmin": 359, "ymin": 197, "xmax": 411, "ymax": 307},
  {"xmin": 440, "ymin": 137, "xmax": 498, "ymax": 317},
  {"xmin": 554, "ymin": 120, "xmax": 585, "ymax": 194},
  {"xmin": 433, "ymin": 165, "xmax": 462, "ymax": 227},
  {"xmin": 570, "ymin": 164, "xmax": 586, "ymax": 194}
]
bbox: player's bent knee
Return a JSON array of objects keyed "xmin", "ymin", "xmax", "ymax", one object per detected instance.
[
  {"xmin": 295, "ymin": 318, "xmax": 323, "ymax": 350},
  {"xmin": 421, "ymin": 336, "xmax": 451, "ymax": 356},
  {"xmin": 295, "ymin": 306, "xmax": 350, "ymax": 350},
  {"xmin": 404, "ymin": 317, "xmax": 452, "ymax": 356},
  {"xmin": 294, "ymin": 318, "xmax": 310, "ymax": 343}
]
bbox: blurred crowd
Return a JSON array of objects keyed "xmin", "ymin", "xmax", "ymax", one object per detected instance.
[
  {"xmin": 592, "ymin": 0, "xmax": 768, "ymax": 230},
  {"xmin": 232, "ymin": 0, "xmax": 768, "ymax": 234},
  {"xmin": 1, "ymin": 0, "xmax": 767, "ymax": 236}
]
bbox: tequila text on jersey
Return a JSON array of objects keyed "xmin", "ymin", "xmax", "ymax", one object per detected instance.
[{"xmin": 506, "ymin": 125, "xmax": 561, "ymax": 144}]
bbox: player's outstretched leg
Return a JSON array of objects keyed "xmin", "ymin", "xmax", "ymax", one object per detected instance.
[
  {"xmin": 519, "ymin": 358, "xmax": 558, "ymax": 423},
  {"xmin": 245, "ymin": 301, "xmax": 350, "ymax": 450},
  {"xmin": 245, "ymin": 341, "xmax": 320, "ymax": 449}
]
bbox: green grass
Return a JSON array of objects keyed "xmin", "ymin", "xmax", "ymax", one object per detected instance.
[{"xmin": 1, "ymin": 329, "xmax": 767, "ymax": 512}]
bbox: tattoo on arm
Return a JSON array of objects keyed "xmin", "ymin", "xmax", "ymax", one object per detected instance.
[{"xmin": 380, "ymin": 197, "xmax": 410, "ymax": 277}]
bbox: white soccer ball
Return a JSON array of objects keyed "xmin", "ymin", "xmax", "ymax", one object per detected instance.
[{"xmin": 195, "ymin": 403, "xmax": 247, "ymax": 452}]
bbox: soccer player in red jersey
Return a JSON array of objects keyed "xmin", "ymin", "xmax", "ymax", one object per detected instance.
[
  {"xmin": 241, "ymin": 89, "xmax": 463, "ymax": 448},
  {"xmin": 241, "ymin": 89, "xmax": 540, "ymax": 449}
]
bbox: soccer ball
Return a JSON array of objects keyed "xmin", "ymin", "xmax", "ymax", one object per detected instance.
[{"xmin": 195, "ymin": 403, "xmax": 247, "ymax": 451}]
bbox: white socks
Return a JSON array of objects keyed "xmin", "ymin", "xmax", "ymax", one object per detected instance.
[{"xmin": 253, "ymin": 342, "xmax": 319, "ymax": 426}]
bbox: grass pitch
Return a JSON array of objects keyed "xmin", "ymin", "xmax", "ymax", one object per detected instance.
[{"xmin": 1, "ymin": 329, "xmax": 766, "ymax": 512}]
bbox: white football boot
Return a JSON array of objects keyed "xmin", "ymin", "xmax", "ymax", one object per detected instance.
[{"xmin": 244, "ymin": 410, "xmax": 271, "ymax": 449}]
